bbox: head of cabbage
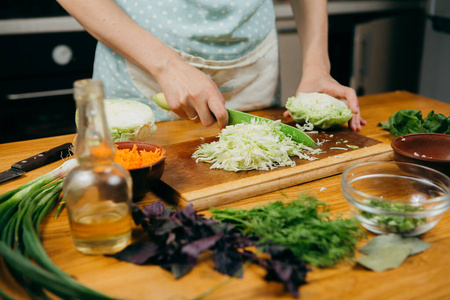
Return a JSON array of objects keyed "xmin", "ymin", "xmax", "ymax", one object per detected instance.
[
  {"xmin": 286, "ymin": 92, "xmax": 353, "ymax": 130},
  {"xmin": 76, "ymin": 99, "xmax": 157, "ymax": 142}
]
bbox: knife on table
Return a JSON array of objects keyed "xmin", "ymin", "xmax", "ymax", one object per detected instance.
[
  {"xmin": 0, "ymin": 143, "xmax": 73, "ymax": 184},
  {"xmin": 152, "ymin": 93, "xmax": 316, "ymax": 146}
]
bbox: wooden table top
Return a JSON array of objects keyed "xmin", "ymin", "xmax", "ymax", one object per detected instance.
[{"xmin": 1, "ymin": 91, "xmax": 450, "ymax": 300}]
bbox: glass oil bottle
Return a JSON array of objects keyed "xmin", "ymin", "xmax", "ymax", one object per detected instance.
[{"xmin": 63, "ymin": 79, "xmax": 132, "ymax": 255}]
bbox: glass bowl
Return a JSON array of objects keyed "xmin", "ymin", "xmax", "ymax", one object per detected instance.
[{"xmin": 341, "ymin": 161, "xmax": 450, "ymax": 236}]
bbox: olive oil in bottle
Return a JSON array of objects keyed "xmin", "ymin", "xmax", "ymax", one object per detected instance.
[{"xmin": 63, "ymin": 79, "xmax": 132, "ymax": 255}]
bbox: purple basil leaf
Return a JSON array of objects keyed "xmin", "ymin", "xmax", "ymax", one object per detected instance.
[
  {"xmin": 107, "ymin": 242, "xmax": 159, "ymax": 265},
  {"xmin": 212, "ymin": 247, "xmax": 243, "ymax": 277},
  {"xmin": 161, "ymin": 207, "xmax": 172, "ymax": 217},
  {"xmin": 153, "ymin": 219, "xmax": 180, "ymax": 236},
  {"xmin": 169, "ymin": 262, "xmax": 194, "ymax": 279},
  {"xmin": 263, "ymin": 259, "xmax": 308, "ymax": 298},
  {"xmin": 179, "ymin": 204, "xmax": 196, "ymax": 222},
  {"xmin": 143, "ymin": 201, "xmax": 165, "ymax": 217},
  {"xmin": 271, "ymin": 261, "xmax": 293, "ymax": 282},
  {"xmin": 259, "ymin": 245, "xmax": 309, "ymax": 298},
  {"xmin": 131, "ymin": 204, "xmax": 145, "ymax": 226},
  {"xmin": 182, "ymin": 234, "xmax": 223, "ymax": 259}
]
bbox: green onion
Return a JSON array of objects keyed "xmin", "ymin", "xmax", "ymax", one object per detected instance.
[{"xmin": 0, "ymin": 159, "xmax": 116, "ymax": 300}]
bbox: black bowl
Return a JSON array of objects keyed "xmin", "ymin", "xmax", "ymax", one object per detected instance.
[{"xmin": 115, "ymin": 142, "xmax": 166, "ymax": 200}]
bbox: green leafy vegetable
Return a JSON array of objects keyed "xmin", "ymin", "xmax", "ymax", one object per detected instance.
[
  {"xmin": 357, "ymin": 234, "xmax": 431, "ymax": 272},
  {"xmin": 192, "ymin": 119, "xmax": 320, "ymax": 172},
  {"xmin": 359, "ymin": 234, "xmax": 431, "ymax": 256},
  {"xmin": 361, "ymin": 199, "xmax": 427, "ymax": 234},
  {"xmin": 110, "ymin": 202, "xmax": 309, "ymax": 297},
  {"xmin": 379, "ymin": 109, "xmax": 450, "ymax": 137},
  {"xmin": 357, "ymin": 245, "xmax": 411, "ymax": 272},
  {"xmin": 286, "ymin": 92, "xmax": 353, "ymax": 130},
  {"xmin": 211, "ymin": 194, "xmax": 365, "ymax": 267}
]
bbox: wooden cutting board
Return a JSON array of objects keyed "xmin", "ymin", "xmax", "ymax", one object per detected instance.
[{"xmin": 152, "ymin": 128, "xmax": 393, "ymax": 210}]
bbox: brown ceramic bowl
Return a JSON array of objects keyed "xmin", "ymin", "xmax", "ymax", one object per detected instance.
[
  {"xmin": 115, "ymin": 141, "xmax": 167, "ymax": 200},
  {"xmin": 391, "ymin": 133, "xmax": 450, "ymax": 176}
]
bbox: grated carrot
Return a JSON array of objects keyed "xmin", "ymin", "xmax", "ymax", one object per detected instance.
[{"xmin": 114, "ymin": 144, "xmax": 163, "ymax": 169}]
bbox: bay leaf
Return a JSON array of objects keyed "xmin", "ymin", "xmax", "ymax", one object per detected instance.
[
  {"xmin": 359, "ymin": 234, "xmax": 431, "ymax": 256},
  {"xmin": 357, "ymin": 245, "xmax": 412, "ymax": 272}
]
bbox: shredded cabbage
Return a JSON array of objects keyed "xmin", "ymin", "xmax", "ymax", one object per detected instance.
[
  {"xmin": 192, "ymin": 119, "xmax": 321, "ymax": 172},
  {"xmin": 286, "ymin": 92, "xmax": 353, "ymax": 130}
]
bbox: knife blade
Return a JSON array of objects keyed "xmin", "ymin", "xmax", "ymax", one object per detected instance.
[
  {"xmin": 152, "ymin": 93, "xmax": 316, "ymax": 146},
  {"xmin": 227, "ymin": 109, "xmax": 316, "ymax": 146},
  {"xmin": 0, "ymin": 143, "xmax": 73, "ymax": 184}
]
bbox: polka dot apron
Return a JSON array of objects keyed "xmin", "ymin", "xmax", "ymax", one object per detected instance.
[{"xmin": 93, "ymin": 0, "xmax": 281, "ymax": 122}]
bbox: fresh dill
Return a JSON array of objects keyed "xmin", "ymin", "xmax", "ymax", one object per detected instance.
[{"xmin": 211, "ymin": 193, "xmax": 365, "ymax": 268}]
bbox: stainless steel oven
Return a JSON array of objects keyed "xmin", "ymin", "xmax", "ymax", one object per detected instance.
[{"xmin": 0, "ymin": 1, "xmax": 97, "ymax": 143}]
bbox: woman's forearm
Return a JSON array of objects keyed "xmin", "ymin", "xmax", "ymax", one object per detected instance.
[
  {"xmin": 57, "ymin": 0, "xmax": 181, "ymax": 78},
  {"xmin": 290, "ymin": 0, "xmax": 330, "ymax": 75}
]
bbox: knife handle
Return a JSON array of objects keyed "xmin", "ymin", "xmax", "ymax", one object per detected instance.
[{"xmin": 10, "ymin": 143, "xmax": 73, "ymax": 172}]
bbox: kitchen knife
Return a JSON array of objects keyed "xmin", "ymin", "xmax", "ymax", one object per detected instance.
[
  {"xmin": 152, "ymin": 93, "xmax": 316, "ymax": 146},
  {"xmin": 0, "ymin": 143, "xmax": 73, "ymax": 184}
]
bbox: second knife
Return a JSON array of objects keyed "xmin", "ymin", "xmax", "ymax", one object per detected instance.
[{"xmin": 0, "ymin": 143, "xmax": 73, "ymax": 184}]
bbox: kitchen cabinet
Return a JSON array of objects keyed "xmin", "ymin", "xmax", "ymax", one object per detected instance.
[
  {"xmin": 350, "ymin": 11, "xmax": 425, "ymax": 96},
  {"xmin": 419, "ymin": 0, "xmax": 450, "ymax": 104}
]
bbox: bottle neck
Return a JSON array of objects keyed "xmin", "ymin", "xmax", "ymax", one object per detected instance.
[{"xmin": 74, "ymin": 79, "xmax": 115, "ymax": 165}]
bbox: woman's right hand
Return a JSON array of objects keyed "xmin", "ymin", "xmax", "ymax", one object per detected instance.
[{"xmin": 154, "ymin": 54, "xmax": 229, "ymax": 129}]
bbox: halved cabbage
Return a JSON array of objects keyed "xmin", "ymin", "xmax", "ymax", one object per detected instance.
[
  {"xmin": 104, "ymin": 99, "xmax": 157, "ymax": 142},
  {"xmin": 286, "ymin": 92, "xmax": 352, "ymax": 130},
  {"xmin": 76, "ymin": 99, "xmax": 157, "ymax": 142}
]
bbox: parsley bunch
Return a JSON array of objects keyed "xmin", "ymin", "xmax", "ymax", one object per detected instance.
[{"xmin": 211, "ymin": 194, "xmax": 365, "ymax": 268}]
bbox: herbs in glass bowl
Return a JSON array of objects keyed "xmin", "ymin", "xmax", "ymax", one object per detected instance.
[
  {"xmin": 360, "ymin": 199, "xmax": 427, "ymax": 234},
  {"xmin": 341, "ymin": 161, "xmax": 450, "ymax": 236}
]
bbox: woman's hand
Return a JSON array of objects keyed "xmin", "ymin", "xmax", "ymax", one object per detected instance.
[
  {"xmin": 284, "ymin": 71, "xmax": 367, "ymax": 132},
  {"xmin": 288, "ymin": 0, "xmax": 366, "ymax": 132},
  {"xmin": 154, "ymin": 55, "xmax": 229, "ymax": 129}
]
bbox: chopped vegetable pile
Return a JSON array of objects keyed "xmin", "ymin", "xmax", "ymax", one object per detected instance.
[
  {"xmin": 114, "ymin": 144, "xmax": 163, "ymax": 169},
  {"xmin": 192, "ymin": 119, "xmax": 321, "ymax": 172}
]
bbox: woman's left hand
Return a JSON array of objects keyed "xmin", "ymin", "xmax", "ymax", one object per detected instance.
[{"xmin": 284, "ymin": 72, "xmax": 367, "ymax": 132}]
